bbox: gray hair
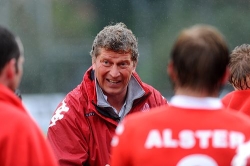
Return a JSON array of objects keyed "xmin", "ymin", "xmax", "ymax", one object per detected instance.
[{"xmin": 90, "ymin": 22, "xmax": 139, "ymax": 62}]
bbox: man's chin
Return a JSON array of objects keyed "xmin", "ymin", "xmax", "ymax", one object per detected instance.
[{"xmin": 103, "ymin": 90, "xmax": 123, "ymax": 97}]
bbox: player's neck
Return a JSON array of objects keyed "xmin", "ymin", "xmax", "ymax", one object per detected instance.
[{"xmin": 175, "ymin": 87, "xmax": 219, "ymax": 98}]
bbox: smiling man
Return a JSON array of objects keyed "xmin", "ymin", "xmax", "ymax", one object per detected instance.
[{"xmin": 47, "ymin": 22, "xmax": 168, "ymax": 166}]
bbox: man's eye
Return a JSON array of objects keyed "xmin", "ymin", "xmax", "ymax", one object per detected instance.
[
  {"xmin": 120, "ymin": 62, "xmax": 129, "ymax": 68},
  {"xmin": 102, "ymin": 60, "xmax": 111, "ymax": 66}
]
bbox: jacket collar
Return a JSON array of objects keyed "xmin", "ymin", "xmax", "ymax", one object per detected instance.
[
  {"xmin": 0, "ymin": 84, "xmax": 26, "ymax": 112},
  {"xmin": 170, "ymin": 95, "xmax": 223, "ymax": 110},
  {"xmin": 94, "ymin": 72, "xmax": 145, "ymax": 120},
  {"xmin": 82, "ymin": 67, "xmax": 150, "ymax": 122}
]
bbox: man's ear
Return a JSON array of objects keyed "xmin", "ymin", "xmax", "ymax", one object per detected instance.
[
  {"xmin": 6, "ymin": 58, "xmax": 16, "ymax": 79},
  {"xmin": 92, "ymin": 57, "xmax": 96, "ymax": 70},
  {"xmin": 132, "ymin": 61, "xmax": 137, "ymax": 72},
  {"xmin": 167, "ymin": 61, "xmax": 176, "ymax": 82}
]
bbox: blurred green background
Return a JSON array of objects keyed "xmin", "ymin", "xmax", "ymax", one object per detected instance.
[{"xmin": 1, "ymin": 0, "xmax": 249, "ymax": 98}]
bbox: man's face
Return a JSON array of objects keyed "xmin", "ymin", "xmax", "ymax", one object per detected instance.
[{"xmin": 92, "ymin": 48, "xmax": 136, "ymax": 98}]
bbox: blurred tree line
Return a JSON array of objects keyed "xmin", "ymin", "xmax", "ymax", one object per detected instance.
[{"xmin": 0, "ymin": 0, "xmax": 250, "ymax": 97}]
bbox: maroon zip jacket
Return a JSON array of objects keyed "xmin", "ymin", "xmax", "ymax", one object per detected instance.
[{"xmin": 47, "ymin": 67, "xmax": 167, "ymax": 166}]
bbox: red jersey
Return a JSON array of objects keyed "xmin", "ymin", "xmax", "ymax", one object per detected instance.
[
  {"xmin": 0, "ymin": 84, "xmax": 58, "ymax": 166},
  {"xmin": 111, "ymin": 97, "xmax": 250, "ymax": 166}
]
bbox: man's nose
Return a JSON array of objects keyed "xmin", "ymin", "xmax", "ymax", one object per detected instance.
[{"xmin": 110, "ymin": 65, "xmax": 120, "ymax": 77}]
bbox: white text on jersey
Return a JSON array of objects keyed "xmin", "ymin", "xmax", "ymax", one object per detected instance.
[{"xmin": 145, "ymin": 129, "xmax": 245, "ymax": 149}]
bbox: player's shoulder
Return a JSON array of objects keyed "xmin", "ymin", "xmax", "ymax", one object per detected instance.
[
  {"xmin": 0, "ymin": 103, "xmax": 30, "ymax": 123},
  {"xmin": 222, "ymin": 108, "xmax": 250, "ymax": 126},
  {"xmin": 0, "ymin": 106, "xmax": 40, "ymax": 135},
  {"xmin": 221, "ymin": 91, "xmax": 234, "ymax": 103}
]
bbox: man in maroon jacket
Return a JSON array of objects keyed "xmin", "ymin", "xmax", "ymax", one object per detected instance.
[{"xmin": 47, "ymin": 22, "xmax": 168, "ymax": 166}]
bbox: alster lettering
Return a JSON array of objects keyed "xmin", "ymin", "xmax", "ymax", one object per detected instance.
[{"xmin": 144, "ymin": 129, "xmax": 245, "ymax": 149}]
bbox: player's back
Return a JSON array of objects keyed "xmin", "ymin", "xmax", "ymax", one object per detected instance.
[{"xmin": 112, "ymin": 105, "xmax": 250, "ymax": 166}]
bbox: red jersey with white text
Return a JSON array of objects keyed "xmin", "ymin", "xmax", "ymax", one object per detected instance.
[{"xmin": 111, "ymin": 104, "xmax": 250, "ymax": 166}]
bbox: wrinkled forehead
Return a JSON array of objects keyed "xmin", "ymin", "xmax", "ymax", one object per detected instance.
[{"xmin": 93, "ymin": 48, "xmax": 133, "ymax": 60}]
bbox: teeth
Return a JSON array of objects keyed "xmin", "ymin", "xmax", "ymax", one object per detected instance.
[{"xmin": 109, "ymin": 80, "xmax": 118, "ymax": 83}]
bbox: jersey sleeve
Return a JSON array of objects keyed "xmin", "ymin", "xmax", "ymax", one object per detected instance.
[{"xmin": 47, "ymin": 98, "xmax": 89, "ymax": 166}]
